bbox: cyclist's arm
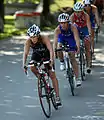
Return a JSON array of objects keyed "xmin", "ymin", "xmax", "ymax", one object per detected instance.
[
  {"xmin": 71, "ymin": 24, "xmax": 80, "ymax": 50},
  {"xmin": 53, "ymin": 26, "xmax": 60, "ymax": 51},
  {"xmin": 69, "ymin": 13, "xmax": 74, "ymax": 23},
  {"xmin": 85, "ymin": 13, "xmax": 92, "ymax": 35},
  {"xmin": 93, "ymin": 6, "xmax": 100, "ymax": 27},
  {"xmin": 23, "ymin": 39, "xmax": 30, "ymax": 67},
  {"xmin": 42, "ymin": 35, "xmax": 54, "ymax": 61}
]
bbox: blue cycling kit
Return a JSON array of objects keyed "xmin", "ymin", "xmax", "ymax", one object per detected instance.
[{"xmin": 58, "ymin": 22, "xmax": 77, "ymax": 51}]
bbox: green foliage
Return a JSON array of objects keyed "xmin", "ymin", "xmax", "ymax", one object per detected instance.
[
  {"xmin": 0, "ymin": 0, "xmax": 82, "ymax": 40},
  {"xmin": 0, "ymin": 15, "xmax": 26, "ymax": 40},
  {"xmin": 4, "ymin": 0, "xmax": 40, "ymax": 4}
]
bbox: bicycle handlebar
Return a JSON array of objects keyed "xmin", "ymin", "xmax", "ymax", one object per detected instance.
[
  {"xmin": 28, "ymin": 60, "xmax": 50, "ymax": 67},
  {"xmin": 55, "ymin": 45, "xmax": 77, "ymax": 52}
]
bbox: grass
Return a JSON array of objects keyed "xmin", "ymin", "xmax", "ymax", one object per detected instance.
[
  {"xmin": 0, "ymin": 15, "xmax": 26, "ymax": 40},
  {"xmin": 0, "ymin": 0, "xmax": 82, "ymax": 40}
]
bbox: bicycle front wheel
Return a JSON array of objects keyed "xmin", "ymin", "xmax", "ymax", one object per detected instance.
[
  {"xmin": 67, "ymin": 69, "xmax": 75, "ymax": 96},
  {"xmin": 79, "ymin": 51, "xmax": 86, "ymax": 81},
  {"xmin": 38, "ymin": 78, "xmax": 51, "ymax": 118},
  {"xmin": 65, "ymin": 57, "xmax": 75, "ymax": 96}
]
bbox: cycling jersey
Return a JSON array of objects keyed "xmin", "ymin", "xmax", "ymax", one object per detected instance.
[
  {"xmin": 30, "ymin": 41, "xmax": 50, "ymax": 62},
  {"xmin": 73, "ymin": 11, "xmax": 89, "ymax": 38},
  {"xmin": 73, "ymin": 11, "xmax": 87, "ymax": 28},
  {"xmin": 58, "ymin": 22, "xmax": 77, "ymax": 51}
]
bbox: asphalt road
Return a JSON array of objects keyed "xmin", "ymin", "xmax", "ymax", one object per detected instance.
[{"xmin": 0, "ymin": 27, "xmax": 104, "ymax": 120}]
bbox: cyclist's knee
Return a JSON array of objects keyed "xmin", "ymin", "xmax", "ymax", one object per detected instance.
[
  {"xmin": 49, "ymin": 71, "xmax": 56, "ymax": 80},
  {"xmin": 69, "ymin": 53, "xmax": 76, "ymax": 62},
  {"xmin": 30, "ymin": 66, "xmax": 37, "ymax": 73},
  {"xmin": 84, "ymin": 37, "xmax": 90, "ymax": 46}
]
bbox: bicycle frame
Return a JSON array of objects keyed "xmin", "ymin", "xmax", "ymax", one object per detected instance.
[{"xmin": 28, "ymin": 60, "xmax": 51, "ymax": 92}]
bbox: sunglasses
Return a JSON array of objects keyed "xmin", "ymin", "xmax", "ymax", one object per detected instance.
[
  {"xmin": 30, "ymin": 36, "xmax": 37, "ymax": 38},
  {"xmin": 76, "ymin": 11, "xmax": 81, "ymax": 13},
  {"xmin": 84, "ymin": 4, "xmax": 91, "ymax": 7}
]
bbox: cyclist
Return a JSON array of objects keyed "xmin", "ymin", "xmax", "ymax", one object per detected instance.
[
  {"xmin": 53, "ymin": 13, "xmax": 82, "ymax": 87},
  {"xmin": 83, "ymin": 0, "xmax": 100, "ymax": 59},
  {"xmin": 23, "ymin": 24, "xmax": 61, "ymax": 106},
  {"xmin": 70, "ymin": 2, "xmax": 92, "ymax": 73}
]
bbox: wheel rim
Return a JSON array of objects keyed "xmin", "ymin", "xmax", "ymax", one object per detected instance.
[{"xmin": 38, "ymin": 79, "xmax": 51, "ymax": 118}]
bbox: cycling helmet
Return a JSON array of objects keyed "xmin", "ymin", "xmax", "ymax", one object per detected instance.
[
  {"xmin": 27, "ymin": 24, "xmax": 40, "ymax": 37},
  {"xmin": 83, "ymin": 0, "xmax": 91, "ymax": 4},
  {"xmin": 58, "ymin": 13, "xmax": 70, "ymax": 22},
  {"xmin": 73, "ymin": 2, "xmax": 84, "ymax": 11}
]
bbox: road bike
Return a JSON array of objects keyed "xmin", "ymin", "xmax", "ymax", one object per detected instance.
[
  {"xmin": 55, "ymin": 44, "xmax": 76, "ymax": 96},
  {"xmin": 25, "ymin": 59, "xmax": 58, "ymax": 118}
]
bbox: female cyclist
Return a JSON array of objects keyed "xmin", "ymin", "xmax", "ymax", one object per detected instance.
[
  {"xmin": 83, "ymin": 0, "xmax": 100, "ymax": 59},
  {"xmin": 70, "ymin": 2, "xmax": 92, "ymax": 73},
  {"xmin": 53, "ymin": 13, "xmax": 82, "ymax": 87},
  {"xmin": 23, "ymin": 24, "xmax": 61, "ymax": 106}
]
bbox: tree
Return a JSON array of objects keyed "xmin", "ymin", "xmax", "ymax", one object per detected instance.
[
  {"xmin": 41, "ymin": 0, "xmax": 52, "ymax": 27},
  {"xmin": 42, "ymin": 0, "xmax": 50, "ymax": 16},
  {"xmin": 0, "ymin": 0, "xmax": 4, "ymax": 32},
  {"xmin": 73, "ymin": 0, "xmax": 77, "ymax": 4}
]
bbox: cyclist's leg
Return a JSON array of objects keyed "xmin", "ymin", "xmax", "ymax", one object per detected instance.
[
  {"xmin": 57, "ymin": 42, "xmax": 64, "ymax": 62},
  {"xmin": 84, "ymin": 37, "xmax": 92, "ymax": 68},
  {"xmin": 69, "ymin": 52, "xmax": 79, "ymax": 78},
  {"xmin": 57, "ymin": 42, "xmax": 65, "ymax": 71},
  {"xmin": 30, "ymin": 53, "xmax": 41, "ymax": 78},
  {"xmin": 49, "ymin": 70, "xmax": 59, "ymax": 97},
  {"xmin": 44, "ymin": 50, "xmax": 61, "ymax": 104},
  {"xmin": 69, "ymin": 52, "xmax": 82, "ymax": 86},
  {"xmin": 91, "ymin": 23, "xmax": 95, "ymax": 54},
  {"xmin": 80, "ymin": 27, "xmax": 92, "ymax": 71}
]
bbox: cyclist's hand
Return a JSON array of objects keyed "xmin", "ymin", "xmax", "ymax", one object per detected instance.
[{"xmin": 24, "ymin": 65, "xmax": 28, "ymax": 75}]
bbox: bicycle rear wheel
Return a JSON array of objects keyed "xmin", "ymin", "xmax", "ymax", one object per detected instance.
[{"xmin": 38, "ymin": 78, "xmax": 51, "ymax": 118}]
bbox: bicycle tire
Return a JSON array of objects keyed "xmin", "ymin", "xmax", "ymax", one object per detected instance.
[
  {"xmin": 90, "ymin": 45, "xmax": 93, "ymax": 68},
  {"xmin": 79, "ymin": 50, "xmax": 86, "ymax": 81},
  {"xmin": 38, "ymin": 78, "xmax": 51, "ymax": 118},
  {"xmin": 50, "ymin": 88, "xmax": 58, "ymax": 110},
  {"xmin": 95, "ymin": 30, "xmax": 98, "ymax": 43},
  {"xmin": 66, "ymin": 58, "xmax": 75, "ymax": 96}
]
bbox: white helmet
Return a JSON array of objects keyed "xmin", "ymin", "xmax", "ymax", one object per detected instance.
[
  {"xmin": 27, "ymin": 24, "xmax": 40, "ymax": 37},
  {"xmin": 83, "ymin": 0, "xmax": 91, "ymax": 4},
  {"xmin": 73, "ymin": 2, "xmax": 84, "ymax": 11},
  {"xmin": 58, "ymin": 13, "xmax": 70, "ymax": 22}
]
